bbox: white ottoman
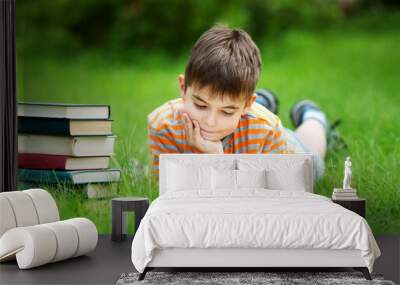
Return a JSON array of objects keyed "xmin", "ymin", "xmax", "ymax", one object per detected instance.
[{"xmin": 0, "ymin": 189, "xmax": 98, "ymax": 269}]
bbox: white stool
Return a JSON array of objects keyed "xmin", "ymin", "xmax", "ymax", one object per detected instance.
[{"xmin": 0, "ymin": 189, "xmax": 98, "ymax": 269}]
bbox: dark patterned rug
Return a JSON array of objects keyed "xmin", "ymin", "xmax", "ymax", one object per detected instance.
[{"xmin": 116, "ymin": 271, "xmax": 396, "ymax": 285}]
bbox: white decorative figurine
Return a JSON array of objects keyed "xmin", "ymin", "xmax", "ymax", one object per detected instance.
[
  {"xmin": 332, "ymin": 156, "xmax": 357, "ymax": 199},
  {"xmin": 342, "ymin": 156, "xmax": 352, "ymax": 190}
]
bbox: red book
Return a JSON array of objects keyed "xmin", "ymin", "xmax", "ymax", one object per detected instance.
[{"xmin": 18, "ymin": 153, "xmax": 109, "ymax": 170}]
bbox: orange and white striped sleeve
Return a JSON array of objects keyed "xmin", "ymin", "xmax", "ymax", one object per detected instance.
[
  {"xmin": 147, "ymin": 126, "xmax": 181, "ymax": 178},
  {"xmin": 261, "ymin": 117, "xmax": 290, "ymax": 154}
]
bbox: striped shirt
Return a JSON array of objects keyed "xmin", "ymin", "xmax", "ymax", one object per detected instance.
[{"xmin": 147, "ymin": 98, "xmax": 294, "ymax": 177}]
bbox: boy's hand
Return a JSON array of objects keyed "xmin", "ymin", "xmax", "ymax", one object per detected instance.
[{"xmin": 182, "ymin": 112, "xmax": 224, "ymax": 154}]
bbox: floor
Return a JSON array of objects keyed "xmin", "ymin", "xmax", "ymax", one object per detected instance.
[
  {"xmin": 0, "ymin": 235, "xmax": 399, "ymax": 285},
  {"xmin": 0, "ymin": 235, "xmax": 135, "ymax": 285}
]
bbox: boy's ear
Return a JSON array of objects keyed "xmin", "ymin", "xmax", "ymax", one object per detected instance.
[
  {"xmin": 242, "ymin": 93, "xmax": 257, "ymax": 114},
  {"xmin": 178, "ymin": 74, "xmax": 185, "ymax": 99}
]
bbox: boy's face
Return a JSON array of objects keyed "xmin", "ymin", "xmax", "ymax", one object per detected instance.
[{"xmin": 178, "ymin": 75, "xmax": 256, "ymax": 141}]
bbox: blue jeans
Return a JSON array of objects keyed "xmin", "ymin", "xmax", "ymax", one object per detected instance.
[
  {"xmin": 283, "ymin": 127, "xmax": 325, "ymax": 184},
  {"xmin": 255, "ymin": 94, "xmax": 325, "ymax": 184}
]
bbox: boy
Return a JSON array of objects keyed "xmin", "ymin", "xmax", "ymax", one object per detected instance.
[{"xmin": 147, "ymin": 25, "xmax": 346, "ymax": 182}]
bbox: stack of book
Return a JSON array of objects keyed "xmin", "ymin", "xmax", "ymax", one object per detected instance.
[
  {"xmin": 332, "ymin": 188, "xmax": 358, "ymax": 200},
  {"xmin": 17, "ymin": 102, "xmax": 120, "ymax": 199}
]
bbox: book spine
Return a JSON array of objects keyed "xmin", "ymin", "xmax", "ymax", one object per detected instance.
[
  {"xmin": 18, "ymin": 169, "xmax": 73, "ymax": 184},
  {"xmin": 18, "ymin": 117, "xmax": 70, "ymax": 136},
  {"xmin": 18, "ymin": 153, "xmax": 68, "ymax": 169},
  {"xmin": 334, "ymin": 189, "xmax": 356, "ymax": 192},
  {"xmin": 332, "ymin": 196, "xmax": 358, "ymax": 200}
]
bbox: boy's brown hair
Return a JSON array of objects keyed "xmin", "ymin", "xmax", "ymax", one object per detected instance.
[{"xmin": 184, "ymin": 24, "xmax": 262, "ymax": 103}]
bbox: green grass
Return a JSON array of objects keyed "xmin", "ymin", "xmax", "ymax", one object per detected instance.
[{"xmin": 16, "ymin": 17, "xmax": 400, "ymax": 234}]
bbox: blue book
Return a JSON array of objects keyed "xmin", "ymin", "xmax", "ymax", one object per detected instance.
[
  {"xmin": 17, "ymin": 181, "xmax": 118, "ymax": 199},
  {"xmin": 18, "ymin": 168, "xmax": 120, "ymax": 184},
  {"xmin": 18, "ymin": 117, "xmax": 113, "ymax": 136}
]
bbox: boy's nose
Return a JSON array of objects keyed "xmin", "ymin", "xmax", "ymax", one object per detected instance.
[{"xmin": 205, "ymin": 113, "xmax": 217, "ymax": 128}]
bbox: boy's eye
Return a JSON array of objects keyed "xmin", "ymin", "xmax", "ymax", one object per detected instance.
[
  {"xmin": 194, "ymin": 103, "xmax": 234, "ymax": 116},
  {"xmin": 194, "ymin": 103, "xmax": 207, "ymax": 109}
]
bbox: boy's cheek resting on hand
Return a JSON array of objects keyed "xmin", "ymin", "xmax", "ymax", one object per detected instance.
[{"xmin": 182, "ymin": 112, "xmax": 224, "ymax": 154}]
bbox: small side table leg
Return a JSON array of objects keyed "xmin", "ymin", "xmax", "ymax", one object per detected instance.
[
  {"xmin": 112, "ymin": 201, "xmax": 123, "ymax": 241},
  {"xmin": 121, "ymin": 210, "xmax": 127, "ymax": 240}
]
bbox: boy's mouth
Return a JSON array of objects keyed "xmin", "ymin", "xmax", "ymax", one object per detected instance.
[
  {"xmin": 200, "ymin": 129, "xmax": 219, "ymax": 141},
  {"xmin": 200, "ymin": 128, "xmax": 216, "ymax": 134}
]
